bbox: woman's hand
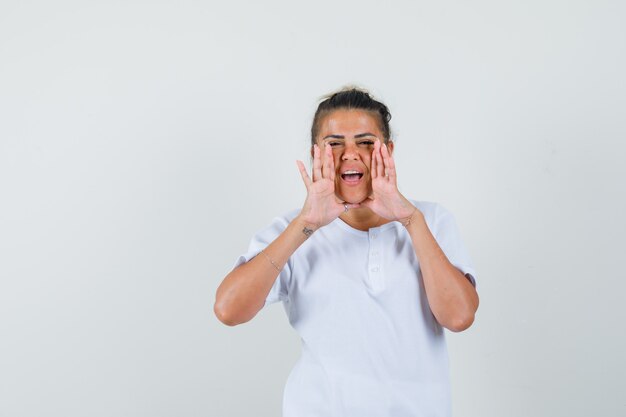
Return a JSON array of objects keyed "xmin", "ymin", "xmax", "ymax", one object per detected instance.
[
  {"xmin": 362, "ymin": 140, "xmax": 417, "ymax": 223},
  {"xmin": 296, "ymin": 143, "xmax": 360, "ymax": 230}
]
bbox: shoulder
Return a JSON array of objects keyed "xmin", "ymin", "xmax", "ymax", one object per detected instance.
[
  {"xmin": 408, "ymin": 199, "xmax": 453, "ymax": 226},
  {"xmin": 272, "ymin": 208, "xmax": 301, "ymax": 228},
  {"xmin": 252, "ymin": 208, "xmax": 301, "ymax": 236},
  {"xmin": 407, "ymin": 200, "xmax": 463, "ymax": 240}
]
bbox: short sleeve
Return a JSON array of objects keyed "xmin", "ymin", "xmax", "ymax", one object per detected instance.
[
  {"xmin": 432, "ymin": 204, "xmax": 478, "ymax": 288},
  {"xmin": 232, "ymin": 216, "xmax": 293, "ymax": 307}
]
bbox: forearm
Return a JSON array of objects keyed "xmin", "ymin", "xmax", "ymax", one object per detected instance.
[
  {"xmin": 214, "ymin": 216, "xmax": 312, "ymax": 326},
  {"xmin": 405, "ymin": 211, "xmax": 479, "ymax": 332}
]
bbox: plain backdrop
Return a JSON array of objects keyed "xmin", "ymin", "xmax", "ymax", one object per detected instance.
[{"xmin": 1, "ymin": 1, "xmax": 625, "ymax": 416}]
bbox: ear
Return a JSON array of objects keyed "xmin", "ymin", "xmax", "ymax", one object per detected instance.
[
  {"xmin": 310, "ymin": 145, "xmax": 315, "ymax": 159},
  {"xmin": 386, "ymin": 140, "xmax": 395, "ymax": 155}
]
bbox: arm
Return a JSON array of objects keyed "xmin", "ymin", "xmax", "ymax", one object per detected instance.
[
  {"xmin": 363, "ymin": 141, "xmax": 479, "ymax": 332},
  {"xmin": 404, "ymin": 211, "xmax": 479, "ymax": 332},
  {"xmin": 214, "ymin": 216, "xmax": 311, "ymax": 326},
  {"xmin": 214, "ymin": 144, "xmax": 359, "ymax": 326}
]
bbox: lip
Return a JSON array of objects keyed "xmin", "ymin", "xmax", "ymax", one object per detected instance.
[
  {"xmin": 340, "ymin": 175, "xmax": 363, "ymax": 186},
  {"xmin": 338, "ymin": 165, "xmax": 365, "ymax": 185},
  {"xmin": 339, "ymin": 172, "xmax": 365, "ymax": 186}
]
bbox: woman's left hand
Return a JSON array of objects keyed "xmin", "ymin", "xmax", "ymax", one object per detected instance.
[{"xmin": 362, "ymin": 140, "xmax": 417, "ymax": 222}]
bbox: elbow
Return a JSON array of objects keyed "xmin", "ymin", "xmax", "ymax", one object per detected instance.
[
  {"xmin": 213, "ymin": 299, "xmax": 245, "ymax": 327},
  {"xmin": 213, "ymin": 297, "xmax": 256, "ymax": 327},
  {"xmin": 440, "ymin": 292, "xmax": 479, "ymax": 333},
  {"xmin": 445, "ymin": 313, "xmax": 475, "ymax": 333},
  {"xmin": 214, "ymin": 281, "xmax": 241, "ymax": 326},
  {"xmin": 214, "ymin": 303, "xmax": 239, "ymax": 326},
  {"xmin": 447, "ymin": 289, "xmax": 479, "ymax": 332}
]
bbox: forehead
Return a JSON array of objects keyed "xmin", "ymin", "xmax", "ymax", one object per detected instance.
[{"xmin": 317, "ymin": 109, "xmax": 383, "ymax": 138}]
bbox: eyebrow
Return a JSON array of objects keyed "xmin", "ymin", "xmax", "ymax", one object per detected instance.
[{"xmin": 322, "ymin": 132, "xmax": 378, "ymax": 140}]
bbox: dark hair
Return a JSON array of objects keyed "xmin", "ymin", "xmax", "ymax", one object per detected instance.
[{"xmin": 310, "ymin": 87, "xmax": 392, "ymax": 146}]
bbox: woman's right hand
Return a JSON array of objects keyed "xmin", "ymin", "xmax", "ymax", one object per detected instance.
[{"xmin": 296, "ymin": 143, "xmax": 359, "ymax": 231}]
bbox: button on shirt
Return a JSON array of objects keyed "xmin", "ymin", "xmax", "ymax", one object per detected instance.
[{"xmin": 234, "ymin": 200, "xmax": 477, "ymax": 417}]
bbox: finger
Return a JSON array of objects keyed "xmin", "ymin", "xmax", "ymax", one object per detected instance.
[
  {"xmin": 312, "ymin": 144, "xmax": 322, "ymax": 181},
  {"xmin": 382, "ymin": 143, "xmax": 397, "ymax": 182},
  {"xmin": 326, "ymin": 144, "xmax": 335, "ymax": 181},
  {"xmin": 296, "ymin": 160, "xmax": 312, "ymax": 188},
  {"xmin": 376, "ymin": 141, "xmax": 384, "ymax": 178},
  {"xmin": 320, "ymin": 144, "xmax": 328, "ymax": 178},
  {"xmin": 321, "ymin": 143, "xmax": 332, "ymax": 179},
  {"xmin": 381, "ymin": 143, "xmax": 394, "ymax": 180},
  {"xmin": 370, "ymin": 144, "xmax": 378, "ymax": 179}
]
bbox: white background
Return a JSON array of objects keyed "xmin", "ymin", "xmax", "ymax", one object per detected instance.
[{"xmin": 1, "ymin": 1, "xmax": 625, "ymax": 416}]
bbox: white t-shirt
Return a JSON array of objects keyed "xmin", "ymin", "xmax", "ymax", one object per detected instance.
[{"xmin": 234, "ymin": 200, "xmax": 477, "ymax": 417}]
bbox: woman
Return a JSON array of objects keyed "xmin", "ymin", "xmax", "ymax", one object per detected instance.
[{"xmin": 214, "ymin": 87, "xmax": 479, "ymax": 417}]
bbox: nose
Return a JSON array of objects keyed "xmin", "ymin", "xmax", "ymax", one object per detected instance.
[{"xmin": 341, "ymin": 141, "xmax": 359, "ymax": 161}]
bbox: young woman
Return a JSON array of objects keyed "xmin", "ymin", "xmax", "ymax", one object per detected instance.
[{"xmin": 214, "ymin": 87, "xmax": 479, "ymax": 417}]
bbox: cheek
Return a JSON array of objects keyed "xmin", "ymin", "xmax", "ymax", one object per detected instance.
[{"xmin": 363, "ymin": 153, "xmax": 373, "ymax": 171}]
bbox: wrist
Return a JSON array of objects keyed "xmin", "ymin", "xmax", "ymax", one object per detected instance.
[
  {"xmin": 400, "ymin": 208, "xmax": 422, "ymax": 228},
  {"xmin": 292, "ymin": 215, "xmax": 319, "ymax": 238}
]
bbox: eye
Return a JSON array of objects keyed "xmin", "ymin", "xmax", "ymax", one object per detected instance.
[
  {"xmin": 359, "ymin": 140, "xmax": 375, "ymax": 146},
  {"xmin": 328, "ymin": 141, "xmax": 343, "ymax": 147}
]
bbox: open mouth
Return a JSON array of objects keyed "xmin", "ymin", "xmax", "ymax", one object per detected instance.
[{"xmin": 340, "ymin": 170, "xmax": 364, "ymax": 183}]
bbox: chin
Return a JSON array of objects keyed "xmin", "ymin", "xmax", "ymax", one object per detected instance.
[
  {"xmin": 336, "ymin": 181, "xmax": 372, "ymax": 205},
  {"xmin": 336, "ymin": 189, "xmax": 371, "ymax": 205}
]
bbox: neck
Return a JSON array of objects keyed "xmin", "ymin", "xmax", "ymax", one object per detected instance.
[{"xmin": 339, "ymin": 206, "xmax": 390, "ymax": 231}]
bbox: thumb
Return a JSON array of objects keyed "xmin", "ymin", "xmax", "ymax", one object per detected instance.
[{"xmin": 296, "ymin": 160, "xmax": 312, "ymax": 188}]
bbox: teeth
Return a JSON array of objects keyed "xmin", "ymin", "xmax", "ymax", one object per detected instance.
[{"xmin": 343, "ymin": 170, "xmax": 360, "ymax": 175}]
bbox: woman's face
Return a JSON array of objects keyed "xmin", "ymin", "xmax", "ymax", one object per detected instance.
[{"xmin": 315, "ymin": 109, "xmax": 393, "ymax": 204}]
